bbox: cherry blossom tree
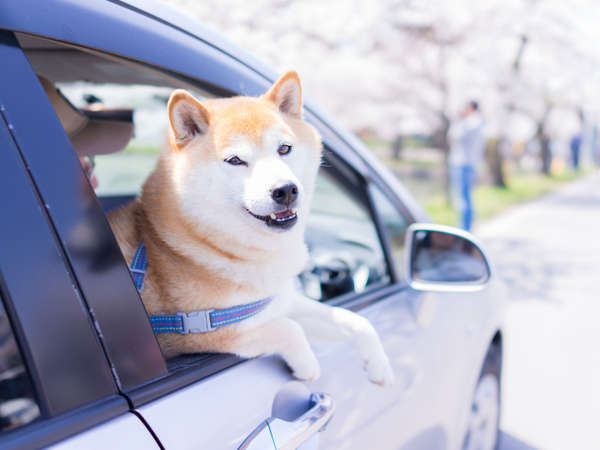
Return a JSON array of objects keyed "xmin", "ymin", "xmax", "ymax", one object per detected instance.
[{"xmin": 163, "ymin": 0, "xmax": 600, "ymax": 177}]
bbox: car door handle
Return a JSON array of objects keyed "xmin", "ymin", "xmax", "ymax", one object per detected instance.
[{"xmin": 238, "ymin": 392, "xmax": 335, "ymax": 450}]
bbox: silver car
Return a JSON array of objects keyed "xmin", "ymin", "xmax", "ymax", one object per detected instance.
[{"xmin": 0, "ymin": 1, "xmax": 505, "ymax": 449}]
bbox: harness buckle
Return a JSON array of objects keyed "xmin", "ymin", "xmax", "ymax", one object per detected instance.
[{"xmin": 178, "ymin": 310, "xmax": 214, "ymax": 333}]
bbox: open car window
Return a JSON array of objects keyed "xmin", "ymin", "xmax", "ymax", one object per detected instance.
[
  {"xmin": 56, "ymin": 83, "xmax": 174, "ymax": 198},
  {"xmin": 22, "ymin": 33, "xmax": 395, "ymax": 381},
  {"xmin": 17, "ymin": 32, "xmax": 214, "ymax": 211}
]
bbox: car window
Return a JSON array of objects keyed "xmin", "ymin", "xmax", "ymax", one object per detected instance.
[
  {"xmin": 22, "ymin": 35, "xmax": 393, "ymax": 381},
  {"xmin": 18, "ymin": 34, "xmax": 214, "ymax": 208},
  {"xmin": 0, "ymin": 295, "xmax": 40, "ymax": 432},
  {"xmin": 369, "ymin": 184, "xmax": 411, "ymax": 280},
  {"xmin": 56, "ymin": 83, "xmax": 175, "ymax": 197},
  {"xmin": 300, "ymin": 167, "xmax": 390, "ymax": 301}
]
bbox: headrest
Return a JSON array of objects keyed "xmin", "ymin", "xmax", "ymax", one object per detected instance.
[{"xmin": 39, "ymin": 77, "xmax": 134, "ymax": 156}]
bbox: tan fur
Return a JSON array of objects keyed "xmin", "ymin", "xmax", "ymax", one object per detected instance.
[{"xmin": 207, "ymin": 98, "xmax": 279, "ymax": 150}]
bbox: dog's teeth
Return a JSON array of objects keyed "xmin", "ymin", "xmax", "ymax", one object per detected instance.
[
  {"xmin": 270, "ymin": 213, "xmax": 277, "ymax": 220},
  {"xmin": 292, "ymin": 208, "xmax": 297, "ymax": 214}
]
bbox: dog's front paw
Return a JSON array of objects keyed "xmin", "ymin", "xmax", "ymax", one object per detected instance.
[
  {"xmin": 290, "ymin": 354, "xmax": 321, "ymax": 382},
  {"xmin": 365, "ymin": 355, "xmax": 395, "ymax": 387}
]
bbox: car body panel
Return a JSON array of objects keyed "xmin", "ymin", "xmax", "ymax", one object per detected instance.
[
  {"xmin": 314, "ymin": 282, "xmax": 505, "ymax": 449},
  {"xmin": 48, "ymin": 412, "xmax": 158, "ymax": 450},
  {"xmin": 138, "ymin": 357, "xmax": 293, "ymax": 449}
]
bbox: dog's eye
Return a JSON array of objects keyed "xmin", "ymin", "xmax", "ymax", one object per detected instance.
[
  {"xmin": 278, "ymin": 144, "xmax": 293, "ymax": 156},
  {"xmin": 224, "ymin": 156, "xmax": 247, "ymax": 166}
]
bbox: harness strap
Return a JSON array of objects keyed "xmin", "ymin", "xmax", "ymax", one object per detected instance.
[
  {"xmin": 129, "ymin": 242, "xmax": 272, "ymax": 334},
  {"xmin": 149, "ymin": 297, "xmax": 273, "ymax": 334},
  {"xmin": 129, "ymin": 240, "xmax": 147, "ymax": 292}
]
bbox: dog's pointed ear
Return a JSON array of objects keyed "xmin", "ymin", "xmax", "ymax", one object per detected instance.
[
  {"xmin": 264, "ymin": 70, "xmax": 302, "ymax": 118},
  {"xmin": 168, "ymin": 90, "xmax": 210, "ymax": 150}
]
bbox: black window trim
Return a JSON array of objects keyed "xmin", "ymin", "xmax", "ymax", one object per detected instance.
[{"xmin": 0, "ymin": 92, "xmax": 118, "ymax": 410}]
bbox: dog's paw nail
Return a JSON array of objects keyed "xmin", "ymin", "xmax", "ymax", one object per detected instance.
[
  {"xmin": 292, "ymin": 360, "xmax": 321, "ymax": 381},
  {"xmin": 365, "ymin": 358, "xmax": 395, "ymax": 387}
]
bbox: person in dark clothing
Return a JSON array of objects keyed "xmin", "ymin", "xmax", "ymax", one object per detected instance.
[
  {"xmin": 570, "ymin": 132, "xmax": 582, "ymax": 170},
  {"xmin": 448, "ymin": 101, "xmax": 485, "ymax": 231}
]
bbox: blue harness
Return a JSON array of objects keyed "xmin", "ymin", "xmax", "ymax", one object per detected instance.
[{"xmin": 129, "ymin": 242, "xmax": 272, "ymax": 334}]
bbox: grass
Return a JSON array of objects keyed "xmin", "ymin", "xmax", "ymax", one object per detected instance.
[
  {"xmin": 382, "ymin": 157, "xmax": 440, "ymax": 169},
  {"xmin": 361, "ymin": 135, "xmax": 428, "ymax": 150},
  {"xmin": 425, "ymin": 169, "xmax": 592, "ymax": 226},
  {"xmin": 361, "ymin": 136, "xmax": 391, "ymax": 148},
  {"xmin": 122, "ymin": 145, "xmax": 161, "ymax": 155}
]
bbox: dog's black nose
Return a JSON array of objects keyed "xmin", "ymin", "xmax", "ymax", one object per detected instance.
[{"xmin": 272, "ymin": 183, "xmax": 298, "ymax": 206}]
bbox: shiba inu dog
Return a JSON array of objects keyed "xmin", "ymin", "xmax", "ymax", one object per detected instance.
[{"xmin": 108, "ymin": 71, "xmax": 394, "ymax": 386}]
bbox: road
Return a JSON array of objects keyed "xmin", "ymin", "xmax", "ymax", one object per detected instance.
[{"xmin": 475, "ymin": 172, "xmax": 600, "ymax": 450}]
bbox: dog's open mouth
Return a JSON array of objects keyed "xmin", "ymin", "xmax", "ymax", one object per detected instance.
[{"xmin": 247, "ymin": 208, "xmax": 298, "ymax": 229}]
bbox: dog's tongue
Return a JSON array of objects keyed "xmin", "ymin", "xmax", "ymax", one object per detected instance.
[{"xmin": 275, "ymin": 209, "xmax": 294, "ymax": 219}]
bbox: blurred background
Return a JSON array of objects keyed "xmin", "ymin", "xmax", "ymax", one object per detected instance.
[{"xmin": 162, "ymin": 0, "xmax": 600, "ymax": 227}]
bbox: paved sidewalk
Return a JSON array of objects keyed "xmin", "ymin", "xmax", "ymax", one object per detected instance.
[{"xmin": 475, "ymin": 173, "xmax": 600, "ymax": 450}]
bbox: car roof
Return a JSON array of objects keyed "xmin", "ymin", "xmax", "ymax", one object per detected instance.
[{"xmin": 118, "ymin": 0, "xmax": 279, "ymax": 82}]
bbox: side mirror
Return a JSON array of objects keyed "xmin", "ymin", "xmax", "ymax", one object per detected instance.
[{"xmin": 404, "ymin": 223, "xmax": 492, "ymax": 292}]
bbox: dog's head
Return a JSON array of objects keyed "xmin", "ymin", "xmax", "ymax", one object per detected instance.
[{"xmin": 164, "ymin": 71, "xmax": 322, "ymax": 247}]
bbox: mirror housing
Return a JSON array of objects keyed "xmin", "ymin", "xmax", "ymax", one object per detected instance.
[{"xmin": 404, "ymin": 223, "xmax": 492, "ymax": 292}]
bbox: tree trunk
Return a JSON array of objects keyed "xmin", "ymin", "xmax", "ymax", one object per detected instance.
[
  {"xmin": 432, "ymin": 117, "xmax": 452, "ymax": 206},
  {"xmin": 443, "ymin": 142, "xmax": 451, "ymax": 206},
  {"xmin": 540, "ymin": 135, "xmax": 552, "ymax": 175},
  {"xmin": 486, "ymin": 137, "xmax": 507, "ymax": 187},
  {"xmin": 392, "ymin": 134, "xmax": 403, "ymax": 159},
  {"xmin": 536, "ymin": 105, "xmax": 552, "ymax": 175}
]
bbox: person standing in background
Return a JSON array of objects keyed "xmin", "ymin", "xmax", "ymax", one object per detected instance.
[
  {"xmin": 448, "ymin": 101, "xmax": 485, "ymax": 231},
  {"xmin": 569, "ymin": 131, "xmax": 582, "ymax": 171}
]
